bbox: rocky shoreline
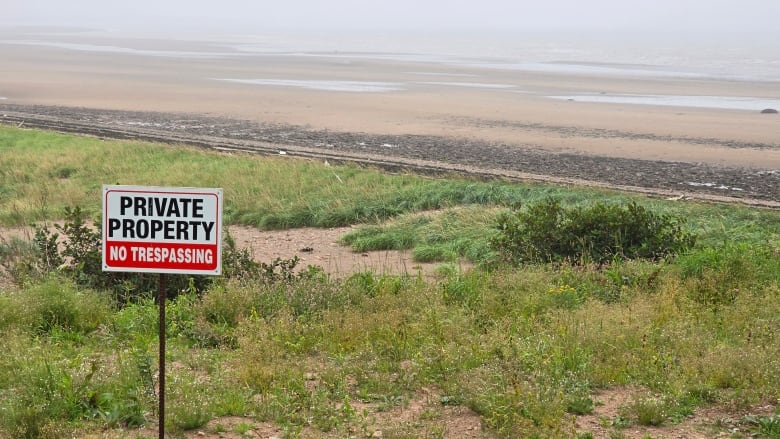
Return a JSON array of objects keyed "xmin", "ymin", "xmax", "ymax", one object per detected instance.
[{"xmin": 2, "ymin": 103, "xmax": 779, "ymax": 208}]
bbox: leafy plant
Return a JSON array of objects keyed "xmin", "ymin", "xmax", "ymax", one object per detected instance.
[
  {"xmin": 620, "ymin": 395, "xmax": 669, "ymax": 427},
  {"xmin": 744, "ymin": 414, "xmax": 780, "ymax": 438},
  {"xmin": 676, "ymin": 242, "xmax": 780, "ymax": 306},
  {"xmin": 492, "ymin": 199, "xmax": 695, "ymax": 265},
  {"xmin": 14, "ymin": 206, "xmax": 314, "ymax": 306}
]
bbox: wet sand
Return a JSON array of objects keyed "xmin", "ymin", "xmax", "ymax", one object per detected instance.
[{"xmin": 1, "ymin": 32, "xmax": 779, "ymax": 204}]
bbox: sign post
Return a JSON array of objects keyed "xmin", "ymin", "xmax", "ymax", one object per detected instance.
[{"xmin": 102, "ymin": 185, "xmax": 223, "ymax": 438}]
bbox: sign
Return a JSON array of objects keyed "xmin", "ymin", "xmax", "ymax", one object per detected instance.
[{"xmin": 102, "ymin": 185, "xmax": 223, "ymax": 275}]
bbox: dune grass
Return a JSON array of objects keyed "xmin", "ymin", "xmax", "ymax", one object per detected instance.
[
  {"xmin": 1, "ymin": 126, "xmax": 780, "ymax": 437},
  {"xmin": 1, "ymin": 125, "xmax": 532, "ymax": 228}
]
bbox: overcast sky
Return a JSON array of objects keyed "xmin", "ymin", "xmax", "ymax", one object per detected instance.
[{"xmin": 4, "ymin": 0, "xmax": 779, "ymax": 36}]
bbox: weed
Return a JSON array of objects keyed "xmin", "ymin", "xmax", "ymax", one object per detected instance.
[
  {"xmin": 233, "ymin": 421, "xmax": 254, "ymax": 434},
  {"xmin": 620, "ymin": 395, "xmax": 669, "ymax": 426},
  {"xmin": 567, "ymin": 396, "xmax": 595, "ymax": 415},
  {"xmin": 677, "ymin": 242, "xmax": 780, "ymax": 306},
  {"xmin": 744, "ymin": 414, "xmax": 780, "ymax": 438},
  {"xmin": 166, "ymin": 373, "xmax": 213, "ymax": 432},
  {"xmin": 0, "ymin": 276, "xmax": 112, "ymax": 334}
]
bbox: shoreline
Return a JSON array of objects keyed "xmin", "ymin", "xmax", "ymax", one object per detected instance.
[{"xmin": 3, "ymin": 103, "xmax": 779, "ymax": 208}]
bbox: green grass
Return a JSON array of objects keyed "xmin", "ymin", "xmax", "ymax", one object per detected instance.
[
  {"xmin": 1, "ymin": 127, "xmax": 780, "ymax": 437},
  {"xmin": 0, "ymin": 126, "xmax": 534, "ymax": 228}
]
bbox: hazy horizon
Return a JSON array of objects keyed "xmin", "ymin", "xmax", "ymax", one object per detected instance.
[{"xmin": 5, "ymin": 0, "xmax": 780, "ymax": 38}]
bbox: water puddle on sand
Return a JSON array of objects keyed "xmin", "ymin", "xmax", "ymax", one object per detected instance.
[
  {"xmin": 549, "ymin": 93, "xmax": 780, "ymax": 111},
  {"xmin": 686, "ymin": 182, "xmax": 744, "ymax": 192},
  {"xmin": 417, "ymin": 81, "xmax": 515, "ymax": 89},
  {"xmin": 213, "ymin": 78, "xmax": 403, "ymax": 92}
]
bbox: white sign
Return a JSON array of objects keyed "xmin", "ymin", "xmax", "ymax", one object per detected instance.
[{"xmin": 102, "ymin": 185, "xmax": 223, "ymax": 275}]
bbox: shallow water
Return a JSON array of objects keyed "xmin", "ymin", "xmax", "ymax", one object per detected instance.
[
  {"xmin": 548, "ymin": 94, "xmax": 780, "ymax": 111},
  {"xmin": 4, "ymin": 30, "xmax": 779, "ymax": 111},
  {"xmin": 213, "ymin": 78, "xmax": 404, "ymax": 92},
  {"xmin": 3, "ymin": 39, "xmax": 235, "ymax": 59},
  {"xmin": 417, "ymin": 81, "xmax": 515, "ymax": 89},
  {"xmin": 6, "ymin": 31, "xmax": 779, "ymax": 83}
]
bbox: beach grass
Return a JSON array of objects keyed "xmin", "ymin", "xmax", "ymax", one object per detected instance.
[{"xmin": 1, "ymin": 126, "xmax": 780, "ymax": 437}]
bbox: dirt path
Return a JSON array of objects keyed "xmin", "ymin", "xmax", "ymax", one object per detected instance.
[{"xmin": 228, "ymin": 225, "xmax": 453, "ymax": 278}]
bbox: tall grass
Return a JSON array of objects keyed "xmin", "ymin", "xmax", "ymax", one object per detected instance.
[
  {"xmin": 4, "ymin": 124, "xmax": 779, "ymax": 263},
  {"xmin": 1, "ymin": 126, "xmax": 532, "ymax": 227},
  {"xmin": 5, "ymin": 262, "xmax": 777, "ymax": 436}
]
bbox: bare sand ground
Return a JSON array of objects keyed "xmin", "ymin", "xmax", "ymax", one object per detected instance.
[{"xmin": 228, "ymin": 225, "xmax": 455, "ymax": 278}]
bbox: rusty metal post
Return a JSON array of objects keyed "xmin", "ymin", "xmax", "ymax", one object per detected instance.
[{"xmin": 158, "ymin": 273, "xmax": 168, "ymax": 439}]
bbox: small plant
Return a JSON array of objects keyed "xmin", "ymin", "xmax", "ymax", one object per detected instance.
[
  {"xmin": 233, "ymin": 421, "xmax": 254, "ymax": 435},
  {"xmin": 567, "ymin": 395, "xmax": 595, "ymax": 416},
  {"xmin": 620, "ymin": 396, "xmax": 669, "ymax": 427},
  {"xmin": 744, "ymin": 415, "xmax": 780, "ymax": 438},
  {"xmin": 413, "ymin": 245, "xmax": 456, "ymax": 263},
  {"xmin": 548, "ymin": 283, "xmax": 584, "ymax": 309},
  {"xmin": 441, "ymin": 272, "xmax": 483, "ymax": 308}
]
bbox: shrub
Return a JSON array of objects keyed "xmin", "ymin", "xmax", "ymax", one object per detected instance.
[
  {"xmin": 16, "ymin": 206, "xmax": 312, "ymax": 306},
  {"xmin": 491, "ymin": 199, "xmax": 695, "ymax": 265},
  {"xmin": 676, "ymin": 242, "xmax": 780, "ymax": 305},
  {"xmin": 0, "ymin": 277, "xmax": 112, "ymax": 334}
]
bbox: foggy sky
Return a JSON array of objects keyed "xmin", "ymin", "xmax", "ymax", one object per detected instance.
[{"xmin": 4, "ymin": 0, "xmax": 779, "ymax": 36}]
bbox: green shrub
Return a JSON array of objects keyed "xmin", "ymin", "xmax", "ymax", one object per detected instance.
[
  {"xmin": 0, "ymin": 277, "xmax": 111, "ymax": 334},
  {"xmin": 492, "ymin": 199, "xmax": 695, "ymax": 265},
  {"xmin": 16, "ymin": 206, "xmax": 312, "ymax": 306},
  {"xmin": 676, "ymin": 242, "xmax": 780, "ymax": 305}
]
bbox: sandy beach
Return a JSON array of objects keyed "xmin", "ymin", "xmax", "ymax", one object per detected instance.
[{"xmin": 1, "ymin": 30, "xmax": 779, "ymax": 203}]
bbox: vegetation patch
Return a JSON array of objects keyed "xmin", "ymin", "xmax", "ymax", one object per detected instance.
[
  {"xmin": 1, "ymin": 127, "xmax": 780, "ymax": 438},
  {"xmin": 492, "ymin": 198, "xmax": 696, "ymax": 265}
]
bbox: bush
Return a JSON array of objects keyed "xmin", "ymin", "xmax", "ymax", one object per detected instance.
[
  {"xmin": 676, "ymin": 242, "xmax": 780, "ymax": 305},
  {"xmin": 16, "ymin": 206, "xmax": 312, "ymax": 306},
  {"xmin": 0, "ymin": 277, "xmax": 112, "ymax": 334},
  {"xmin": 22, "ymin": 207, "xmax": 205, "ymax": 304},
  {"xmin": 492, "ymin": 199, "xmax": 695, "ymax": 265}
]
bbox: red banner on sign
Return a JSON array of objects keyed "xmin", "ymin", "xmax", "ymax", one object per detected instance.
[{"xmin": 105, "ymin": 241, "xmax": 219, "ymax": 271}]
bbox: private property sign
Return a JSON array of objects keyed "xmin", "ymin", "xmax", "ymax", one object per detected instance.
[{"xmin": 102, "ymin": 185, "xmax": 223, "ymax": 275}]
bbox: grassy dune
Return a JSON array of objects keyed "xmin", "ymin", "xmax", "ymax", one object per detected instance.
[{"xmin": 1, "ymin": 126, "xmax": 780, "ymax": 438}]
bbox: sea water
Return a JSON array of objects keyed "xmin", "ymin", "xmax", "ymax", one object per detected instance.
[{"xmin": 3, "ymin": 30, "xmax": 778, "ymax": 111}]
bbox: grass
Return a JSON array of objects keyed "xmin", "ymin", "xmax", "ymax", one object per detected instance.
[
  {"xmin": 0, "ymin": 126, "xmax": 532, "ymax": 228},
  {"xmin": 1, "ymin": 126, "xmax": 780, "ymax": 437}
]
